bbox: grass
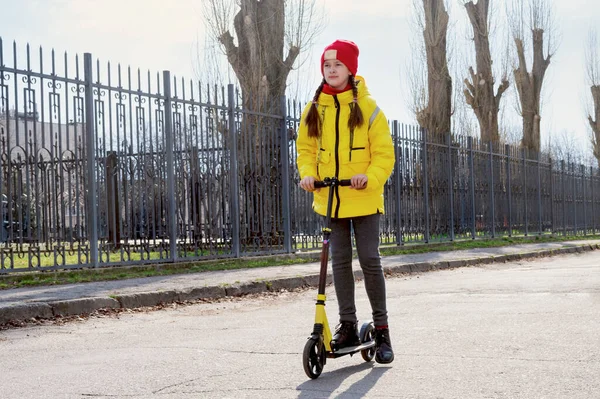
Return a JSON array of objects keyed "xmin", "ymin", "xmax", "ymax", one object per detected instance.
[
  {"xmin": 0, "ymin": 233, "xmax": 599, "ymax": 290},
  {"xmin": 379, "ymin": 234, "xmax": 580, "ymax": 255},
  {"xmin": 2, "ymin": 247, "xmax": 225, "ymax": 269}
]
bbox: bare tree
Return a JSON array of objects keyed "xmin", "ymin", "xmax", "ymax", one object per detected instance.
[
  {"xmin": 463, "ymin": 0, "xmax": 510, "ymax": 143},
  {"xmin": 202, "ymin": 0, "xmax": 324, "ymax": 112},
  {"xmin": 406, "ymin": 21, "xmax": 427, "ymax": 125},
  {"xmin": 202, "ymin": 0, "xmax": 324, "ymax": 247},
  {"xmin": 585, "ymin": 29, "xmax": 600, "ymax": 168},
  {"xmin": 407, "ymin": 0, "xmax": 459, "ymax": 241},
  {"xmin": 193, "ymin": 33, "xmax": 233, "ymax": 86},
  {"xmin": 411, "ymin": 0, "xmax": 453, "ymax": 136},
  {"xmin": 548, "ymin": 129, "xmax": 585, "ymax": 165},
  {"xmin": 508, "ymin": 0, "xmax": 556, "ymax": 153}
]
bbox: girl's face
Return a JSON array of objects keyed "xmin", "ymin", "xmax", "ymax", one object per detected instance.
[{"xmin": 323, "ymin": 59, "xmax": 351, "ymax": 90}]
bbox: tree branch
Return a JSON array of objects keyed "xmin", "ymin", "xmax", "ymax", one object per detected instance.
[
  {"xmin": 464, "ymin": 85, "xmax": 475, "ymax": 107},
  {"xmin": 464, "ymin": 66, "xmax": 478, "ymax": 97},
  {"xmin": 495, "ymin": 78, "xmax": 510, "ymax": 105},
  {"xmin": 532, "ymin": 29, "xmax": 551, "ymax": 82},
  {"xmin": 218, "ymin": 31, "xmax": 240, "ymax": 72},
  {"xmin": 589, "ymin": 115, "xmax": 597, "ymax": 130},
  {"xmin": 465, "ymin": 0, "xmax": 489, "ymax": 39},
  {"xmin": 514, "ymin": 37, "xmax": 528, "ymax": 76},
  {"xmin": 283, "ymin": 45, "xmax": 300, "ymax": 71}
]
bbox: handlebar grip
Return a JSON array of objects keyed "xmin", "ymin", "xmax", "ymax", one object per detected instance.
[{"xmin": 313, "ymin": 178, "xmax": 352, "ymax": 188}]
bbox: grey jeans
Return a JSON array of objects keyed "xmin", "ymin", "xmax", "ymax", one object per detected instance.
[{"xmin": 329, "ymin": 213, "xmax": 388, "ymax": 327}]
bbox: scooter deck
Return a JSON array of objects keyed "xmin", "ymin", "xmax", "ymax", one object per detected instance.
[{"xmin": 328, "ymin": 340, "xmax": 375, "ymax": 358}]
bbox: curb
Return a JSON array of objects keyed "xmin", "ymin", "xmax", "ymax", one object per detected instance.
[{"xmin": 1, "ymin": 243, "xmax": 598, "ymax": 328}]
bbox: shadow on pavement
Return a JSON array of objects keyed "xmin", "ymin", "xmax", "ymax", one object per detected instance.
[{"xmin": 296, "ymin": 361, "xmax": 390, "ymax": 398}]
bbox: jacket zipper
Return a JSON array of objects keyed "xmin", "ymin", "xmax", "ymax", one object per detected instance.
[
  {"xmin": 349, "ymin": 103, "xmax": 354, "ymax": 162},
  {"xmin": 333, "ymin": 95, "xmax": 341, "ymax": 219}
]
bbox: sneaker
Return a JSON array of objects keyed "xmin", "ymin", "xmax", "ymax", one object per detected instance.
[
  {"xmin": 375, "ymin": 328, "xmax": 394, "ymax": 364},
  {"xmin": 331, "ymin": 321, "xmax": 360, "ymax": 350}
]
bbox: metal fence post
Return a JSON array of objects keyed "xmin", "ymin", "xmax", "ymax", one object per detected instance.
[
  {"xmin": 506, "ymin": 144, "xmax": 512, "ymax": 237},
  {"xmin": 227, "ymin": 84, "xmax": 240, "ymax": 257},
  {"xmin": 422, "ymin": 128, "xmax": 430, "ymax": 243},
  {"xmin": 0, "ymin": 141, "xmax": 3, "ymax": 243},
  {"xmin": 162, "ymin": 71, "xmax": 177, "ymax": 260},
  {"xmin": 468, "ymin": 136, "xmax": 476, "ymax": 239},
  {"xmin": 573, "ymin": 162, "xmax": 577, "ymax": 235},
  {"xmin": 83, "ymin": 53, "xmax": 98, "ymax": 267},
  {"xmin": 447, "ymin": 132, "xmax": 455, "ymax": 241},
  {"xmin": 523, "ymin": 148, "xmax": 528, "ymax": 236},
  {"xmin": 537, "ymin": 152, "xmax": 542, "ymax": 235},
  {"xmin": 592, "ymin": 166, "xmax": 596, "ymax": 234},
  {"xmin": 562, "ymin": 160, "xmax": 566, "ymax": 236},
  {"xmin": 393, "ymin": 121, "xmax": 403, "ymax": 245},
  {"xmin": 279, "ymin": 95, "xmax": 292, "ymax": 253},
  {"xmin": 489, "ymin": 141, "xmax": 495, "ymax": 238},
  {"xmin": 549, "ymin": 158, "xmax": 554, "ymax": 235},
  {"xmin": 582, "ymin": 164, "xmax": 587, "ymax": 236}
]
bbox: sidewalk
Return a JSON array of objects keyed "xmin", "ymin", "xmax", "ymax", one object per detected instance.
[{"xmin": 1, "ymin": 239, "xmax": 599, "ymax": 327}]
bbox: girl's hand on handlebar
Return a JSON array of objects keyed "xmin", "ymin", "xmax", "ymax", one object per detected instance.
[
  {"xmin": 299, "ymin": 176, "xmax": 320, "ymax": 192},
  {"xmin": 350, "ymin": 174, "xmax": 368, "ymax": 190}
]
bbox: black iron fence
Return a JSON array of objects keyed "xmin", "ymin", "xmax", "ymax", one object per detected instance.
[{"xmin": 0, "ymin": 38, "xmax": 599, "ymax": 272}]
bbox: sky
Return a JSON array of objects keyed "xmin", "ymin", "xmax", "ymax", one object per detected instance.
[{"xmin": 1, "ymin": 0, "xmax": 599, "ymax": 161}]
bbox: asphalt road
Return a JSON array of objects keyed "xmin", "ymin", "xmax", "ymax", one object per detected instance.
[{"xmin": 1, "ymin": 251, "xmax": 599, "ymax": 399}]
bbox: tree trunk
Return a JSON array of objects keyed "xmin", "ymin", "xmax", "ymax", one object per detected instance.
[
  {"xmin": 514, "ymin": 29, "xmax": 551, "ymax": 153},
  {"xmin": 219, "ymin": 0, "xmax": 299, "ymax": 113},
  {"xmin": 417, "ymin": 0, "xmax": 452, "ymax": 137},
  {"xmin": 463, "ymin": 0, "xmax": 509, "ymax": 143},
  {"xmin": 589, "ymin": 85, "xmax": 600, "ymax": 168},
  {"xmin": 217, "ymin": 0, "xmax": 300, "ymax": 248},
  {"xmin": 416, "ymin": 0, "xmax": 453, "ymax": 240}
]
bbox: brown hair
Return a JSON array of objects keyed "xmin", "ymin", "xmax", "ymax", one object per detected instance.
[
  {"xmin": 304, "ymin": 75, "xmax": 364, "ymax": 138},
  {"xmin": 348, "ymin": 75, "xmax": 364, "ymax": 132}
]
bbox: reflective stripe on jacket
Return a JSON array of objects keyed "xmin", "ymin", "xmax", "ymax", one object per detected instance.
[{"xmin": 296, "ymin": 76, "xmax": 395, "ymax": 218}]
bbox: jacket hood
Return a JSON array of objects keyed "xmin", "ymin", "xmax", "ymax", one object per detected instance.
[{"xmin": 316, "ymin": 75, "xmax": 370, "ymax": 107}]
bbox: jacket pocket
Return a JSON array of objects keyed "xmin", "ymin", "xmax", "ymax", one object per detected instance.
[
  {"xmin": 317, "ymin": 148, "xmax": 329, "ymax": 162},
  {"xmin": 317, "ymin": 148, "xmax": 331, "ymax": 177},
  {"xmin": 344, "ymin": 147, "xmax": 369, "ymax": 164},
  {"xmin": 344, "ymin": 147, "xmax": 370, "ymax": 179}
]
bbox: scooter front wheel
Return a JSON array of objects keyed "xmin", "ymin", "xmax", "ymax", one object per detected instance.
[
  {"xmin": 359, "ymin": 322, "xmax": 376, "ymax": 362},
  {"xmin": 303, "ymin": 336, "xmax": 325, "ymax": 379}
]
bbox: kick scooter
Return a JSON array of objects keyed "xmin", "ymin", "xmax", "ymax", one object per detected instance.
[{"xmin": 302, "ymin": 177, "xmax": 376, "ymax": 379}]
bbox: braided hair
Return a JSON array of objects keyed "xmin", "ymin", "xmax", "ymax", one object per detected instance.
[
  {"xmin": 304, "ymin": 79, "xmax": 326, "ymax": 138},
  {"xmin": 348, "ymin": 75, "xmax": 364, "ymax": 132},
  {"xmin": 304, "ymin": 75, "xmax": 365, "ymax": 139}
]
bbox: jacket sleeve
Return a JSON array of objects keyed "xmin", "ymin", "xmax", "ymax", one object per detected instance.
[
  {"xmin": 365, "ymin": 107, "xmax": 395, "ymax": 191},
  {"xmin": 296, "ymin": 103, "xmax": 319, "ymax": 179}
]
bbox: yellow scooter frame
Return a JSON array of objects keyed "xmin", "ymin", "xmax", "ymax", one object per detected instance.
[{"xmin": 302, "ymin": 177, "xmax": 376, "ymax": 380}]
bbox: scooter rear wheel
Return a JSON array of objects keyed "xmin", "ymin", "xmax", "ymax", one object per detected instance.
[
  {"xmin": 359, "ymin": 322, "xmax": 376, "ymax": 362},
  {"xmin": 303, "ymin": 337, "xmax": 325, "ymax": 379}
]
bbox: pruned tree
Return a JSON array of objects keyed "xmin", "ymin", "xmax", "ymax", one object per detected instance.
[
  {"xmin": 202, "ymin": 0, "xmax": 324, "ymax": 112},
  {"xmin": 411, "ymin": 0, "xmax": 453, "ymax": 137},
  {"xmin": 508, "ymin": 0, "xmax": 556, "ymax": 153},
  {"xmin": 407, "ymin": 0, "xmax": 458, "ymax": 241},
  {"xmin": 202, "ymin": 0, "xmax": 325, "ymax": 248},
  {"xmin": 585, "ymin": 29, "xmax": 600, "ymax": 168},
  {"xmin": 463, "ymin": 0, "xmax": 510, "ymax": 143}
]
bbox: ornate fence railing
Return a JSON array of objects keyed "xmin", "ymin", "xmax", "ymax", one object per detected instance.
[{"xmin": 1, "ymin": 38, "xmax": 599, "ymax": 272}]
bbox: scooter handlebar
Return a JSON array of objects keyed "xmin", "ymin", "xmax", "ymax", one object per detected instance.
[{"xmin": 314, "ymin": 178, "xmax": 352, "ymax": 188}]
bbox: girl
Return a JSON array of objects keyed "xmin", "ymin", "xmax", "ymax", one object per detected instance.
[{"xmin": 296, "ymin": 39, "xmax": 395, "ymax": 364}]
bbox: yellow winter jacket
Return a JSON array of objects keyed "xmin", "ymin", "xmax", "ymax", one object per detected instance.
[{"xmin": 296, "ymin": 76, "xmax": 395, "ymax": 218}]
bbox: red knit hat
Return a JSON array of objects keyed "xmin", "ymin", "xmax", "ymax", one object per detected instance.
[{"xmin": 320, "ymin": 40, "xmax": 359, "ymax": 76}]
